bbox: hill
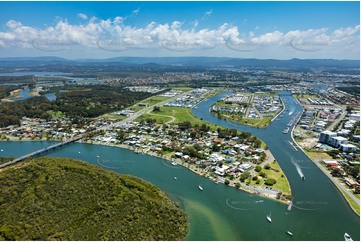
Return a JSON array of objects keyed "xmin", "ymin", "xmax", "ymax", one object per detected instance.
[{"xmin": 0, "ymin": 157, "xmax": 188, "ymax": 240}]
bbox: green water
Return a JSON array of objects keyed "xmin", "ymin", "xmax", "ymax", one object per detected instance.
[{"xmin": 0, "ymin": 92, "xmax": 359, "ymax": 240}]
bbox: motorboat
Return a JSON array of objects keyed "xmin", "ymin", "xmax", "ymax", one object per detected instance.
[{"xmin": 344, "ymin": 233, "xmax": 353, "ymax": 241}]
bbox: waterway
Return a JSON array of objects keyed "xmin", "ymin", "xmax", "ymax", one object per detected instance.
[{"xmin": 0, "ymin": 92, "xmax": 359, "ymax": 240}]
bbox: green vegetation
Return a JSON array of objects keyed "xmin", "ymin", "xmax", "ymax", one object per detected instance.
[
  {"xmin": 338, "ymin": 187, "xmax": 360, "ymax": 216},
  {"xmin": 137, "ymin": 106, "xmax": 218, "ymax": 129},
  {"xmin": 0, "ymin": 86, "xmax": 19, "ymax": 99},
  {"xmin": 0, "ymin": 85, "xmax": 153, "ymax": 127},
  {"xmin": 262, "ymin": 161, "xmax": 291, "ymax": 195},
  {"xmin": 172, "ymin": 87, "xmax": 194, "ymax": 92},
  {"xmin": 0, "ymin": 157, "xmax": 187, "ymax": 240}
]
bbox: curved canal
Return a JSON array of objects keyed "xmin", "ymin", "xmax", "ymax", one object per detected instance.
[{"xmin": 0, "ymin": 92, "xmax": 359, "ymax": 240}]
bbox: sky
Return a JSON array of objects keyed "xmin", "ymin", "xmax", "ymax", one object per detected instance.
[{"xmin": 0, "ymin": 1, "xmax": 359, "ymax": 60}]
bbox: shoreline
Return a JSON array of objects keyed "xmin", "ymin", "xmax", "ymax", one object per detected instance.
[
  {"xmin": 290, "ymin": 97, "xmax": 360, "ymax": 217},
  {"xmin": 212, "ymin": 92, "xmax": 285, "ymax": 129},
  {"xmin": 0, "ymin": 136, "xmax": 290, "ymax": 205},
  {"xmin": 83, "ymin": 140, "xmax": 290, "ymax": 205}
]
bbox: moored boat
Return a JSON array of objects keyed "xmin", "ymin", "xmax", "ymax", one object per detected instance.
[
  {"xmin": 198, "ymin": 185, "xmax": 203, "ymax": 191},
  {"xmin": 286, "ymin": 230, "xmax": 293, "ymax": 236}
]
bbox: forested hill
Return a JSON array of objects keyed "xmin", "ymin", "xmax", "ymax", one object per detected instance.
[{"xmin": 0, "ymin": 157, "xmax": 188, "ymax": 240}]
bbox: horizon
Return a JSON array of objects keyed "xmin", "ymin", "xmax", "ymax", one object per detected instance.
[
  {"xmin": 0, "ymin": 56, "xmax": 360, "ymax": 61},
  {"xmin": 0, "ymin": 1, "xmax": 359, "ymax": 59}
]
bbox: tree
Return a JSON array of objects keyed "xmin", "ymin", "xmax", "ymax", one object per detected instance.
[
  {"xmin": 224, "ymin": 179, "xmax": 230, "ymax": 185},
  {"xmin": 265, "ymin": 178, "xmax": 276, "ymax": 186},
  {"xmin": 153, "ymin": 106, "xmax": 161, "ymax": 112},
  {"xmin": 264, "ymin": 164, "xmax": 271, "ymax": 170},
  {"xmin": 255, "ymin": 165, "xmax": 262, "ymax": 172},
  {"xmin": 240, "ymin": 172, "xmax": 250, "ymax": 182}
]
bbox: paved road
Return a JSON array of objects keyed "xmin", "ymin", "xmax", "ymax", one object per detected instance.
[
  {"xmin": 313, "ymin": 159, "xmax": 359, "ymax": 206},
  {"xmin": 101, "ymin": 90, "xmax": 195, "ymax": 130},
  {"xmin": 327, "ymin": 108, "xmax": 347, "ymax": 131}
]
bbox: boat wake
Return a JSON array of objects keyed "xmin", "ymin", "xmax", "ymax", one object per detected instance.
[{"xmin": 290, "ymin": 158, "xmax": 305, "ymax": 179}]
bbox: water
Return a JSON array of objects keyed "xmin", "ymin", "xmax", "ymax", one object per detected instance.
[
  {"xmin": 0, "ymin": 72, "xmax": 99, "ymax": 85},
  {"xmin": 44, "ymin": 90, "xmax": 64, "ymax": 101},
  {"xmin": 0, "ymin": 71, "xmax": 71, "ymax": 77},
  {"xmin": 0, "ymin": 92, "xmax": 359, "ymax": 240},
  {"xmin": 10, "ymin": 88, "xmax": 32, "ymax": 101}
]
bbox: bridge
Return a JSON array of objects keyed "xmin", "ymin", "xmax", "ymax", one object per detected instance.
[
  {"xmin": 0, "ymin": 90, "xmax": 195, "ymax": 169},
  {"xmin": 0, "ymin": 135, "xmax": 83, "ymax": 169}
]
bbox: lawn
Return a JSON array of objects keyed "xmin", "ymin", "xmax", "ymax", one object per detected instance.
[
  {"xmin": 223, "ymin": 114, "xmax": 272, "ymax": 128},
  {"xmin": 101, "ymin": 114, "xmax": 127, "ymax": 120},
  {"xmin": 136, "ymin": 106, "xmax": 219, "ymax": 129},
  {"xmin": 253, "ymin": 161, "xmax": 291, "ymax": 195},
  {"xmin": 143, "ymin": 96, "xmax": 170, "ymax": 106},
  {"xmin": 304, "ymin": 150, "xmax": 333, "ymax": 160},
  {"xmin": 172, "ymin": 87, "xmax": 194, "ymax": 92}
]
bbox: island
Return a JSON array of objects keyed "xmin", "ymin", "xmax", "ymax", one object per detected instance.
[{"xmin": 210, "ymin": 92, "xmax": 284, "ymax": 128}]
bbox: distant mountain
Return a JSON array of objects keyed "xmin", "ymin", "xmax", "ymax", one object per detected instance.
[
  {"xmin": 0, "ymin": 56, "xmax": 69, "ymax": 62},
  {"xmin": 0, "ymin": 56, "xmax": 359, "ymax": 69}
]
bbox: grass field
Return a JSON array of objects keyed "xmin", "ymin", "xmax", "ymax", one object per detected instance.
[
  {"xmin": 262, "ymin": 161, "xmax": 291, "ymax": 195},
  {"xmin": 142, "ymin": 96, "xmax": 170, "ymax": 106},
  {"xmin": 101, "ymin": 114, "xmax": 127, "ymax": 120},
  {"xmin": 305, "ymin": 150, "xmax": 333, "ymax": 160},
  {"xmin": 172, "ymin": 87, "xmax": 194, "ymax": 92},
  {"xmin": 249, "ymin": 161, "xmax": 291, "ymax": 195},
  {"xmin": 241, "ymin": 117, "xmax": 272, "ymax": 128},
  {"xmin": 136, "ymin": 106, "xmax": 219, "ymax": 129},
  {"xmin": 294, "ymin": 94, "xmax": 319, "ymax": 99}
]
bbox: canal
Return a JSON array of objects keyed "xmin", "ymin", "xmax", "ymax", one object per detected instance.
[{"xmin": 0, "ymin": 92, "xmax": 359, "ymax": 240}]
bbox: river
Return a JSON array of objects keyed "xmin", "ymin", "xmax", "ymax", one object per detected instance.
[{"xmin": 0, "ymin": 92, "xmax": 359, "ymax": 240}]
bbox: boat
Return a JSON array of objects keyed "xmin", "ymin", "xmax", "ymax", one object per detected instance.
[
  {"xmin": 171, "ymin": 162, "xmax": 177, "ymax": 166},
  {"xmin": 198, "ymin": 185, "xmax": 204, "ymax": 191},
  {"xmin": 286, "ymin": 230, "xmax": 293, "ymax": 236},
  {"xmin": 266, "ymin": 212, "xmax": 272, "ymax": 223},
  {"xmin": 283, "ymin": 127, "xmax": 289, "ymax": 134},
  {"xmin": 174, "ymin": 177, "xmax": 177, "ymax": 180},
  {"xmin": 344, "ymin": 233, "xmax": 353, "ymax": 241}
]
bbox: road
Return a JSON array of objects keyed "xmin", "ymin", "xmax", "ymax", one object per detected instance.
[
  {"xmin": 103, "ymin": 90, "xmax": 194, "ymax": 129},
  {"xmin": 313, "ymin": 159, "xmax": 359, "ymax": 206},
  {"xmin": 327, "ymin": 108, "xmax": 347, "ymax": 131}
]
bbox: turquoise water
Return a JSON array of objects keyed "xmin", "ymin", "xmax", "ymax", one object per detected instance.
[{"xmin": 0, "ymin": 92, "xmax": 359, "ymax": 240}]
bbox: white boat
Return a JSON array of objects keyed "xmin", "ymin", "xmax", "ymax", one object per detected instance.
[
  {"xmin": 174, "ymin": 177, "xmax": 177, "ymax": 180},
  {"xmin": 344, "ymin": 233, "xmax": 353, "ymax": 241},
  {"xmin": 283, "ymin": 127, "xmax": 289, "ymax": 134},
  {"xmin": 266, "ymin": 212, "xmax": 272, "ymax": 223},
  {"xmin": 171, "ymin": 162, "xmax": 177, "ymax": 166},
  {"xmin": 198, "ymin": 185, "xmax": 203, "ymax": 191},
  {"xmin": 286, "ymin": 230, "xmax": 293, "ymax": 236}
]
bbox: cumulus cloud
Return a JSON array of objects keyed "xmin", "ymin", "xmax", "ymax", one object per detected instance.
[
  {"xmin": 77, "ymin": 13, "xmax": 88, "ymax": 20},
  {"xmin": 0, "ymin": 16, "xmax": 358, "ymax": 57}
]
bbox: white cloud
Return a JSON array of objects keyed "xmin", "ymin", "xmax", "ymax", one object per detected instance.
[
  {"xmin": 132, "ymin": 8, "xmax": 140, "ymax": 16},
  {"xmin": 77, "ymin": 13, "xmax": 88, "ymax": 20},
  {"xmin": 0, "ymin": 17, "xmax": 358, "ymax": 59},
  {"xmin": 202, "ymin": 9, "xmax": 213, "ymax": 19}
]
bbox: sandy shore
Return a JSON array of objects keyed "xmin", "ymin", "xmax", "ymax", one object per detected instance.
[{"xmin": 1, "ymin": 135, "xmax": 290, "ymax": 205}]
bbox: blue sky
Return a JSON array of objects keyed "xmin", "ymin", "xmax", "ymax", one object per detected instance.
[{"xmin": 0, "ymin": 1, "xmax": 359, "ymax": 59}]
